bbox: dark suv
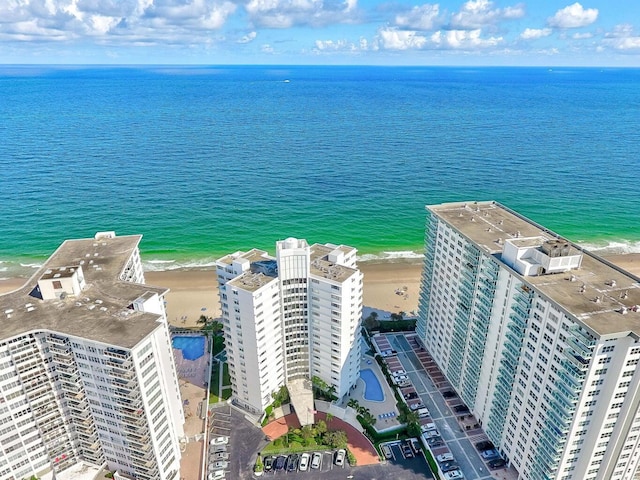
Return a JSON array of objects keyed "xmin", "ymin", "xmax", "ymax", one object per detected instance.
[{"xmin": 475, "ymin": 441, "xmax": 494, "ymax": 452}]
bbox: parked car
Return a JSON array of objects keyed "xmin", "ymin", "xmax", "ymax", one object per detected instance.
[
  {"xmin": 209, "ymin": 436, "xmax": 229, "ymax": 446},
  {"xmin": 311, "ymin": 452, "xmax": 322, "ymax": 469},
  {"xmin": 453, "ymin": 405, "xmax": 469, "ymax": 413},
  {"xmin": 402, "ymin": 443, "xmax": 413, "ymax": 458},
  {"xmin": 475, "ymin": 440, "xmax": 494, "ymax": 451},
  {"xmin": 212, "ymin": 461, "xmax": 228, "ymax": 470},
  {"xmin": 410, "ymin": 438, "xmax": 421, "ymax": 454},
  {"xmin": 437, "ymin": 453, "xmax": 454, "ymax": 463},
  {"xmin": 441, "ymin": 462, "xmax": 460, "ymax": 473},
  {"xmin": 210, "ymin": 452, "xmax": 228, "ymax": 461},
  {"xmin": 299, "ymin": 453, "xmax": 310, "ymax": 471},
  {"xmin": 392, "ymin": 370, "xmax": 406, "ymax": 376},
  {"xmin": 410, "ymin": 402, "xmax": 425, "ymax": 410},
  {"xmin": 424, "ymin": 429, "xmax": 440, "ymax": 438},
  {"xmin": 287, "ymin": 454, "xmax": 299, "ymax": 472},
  {"xmin": 442, "ymin": 390, "xmax": 456, "ymax": 398},
  {"xmin": 207, "ymin": 471, "xmax": 225, "ymax": 480},
  {"xmin": 211, "ymin": 445, "xmax": 227, "ymax": 453},
  {"xmin": 381, "ymin": 444, "xmax": 393, "ymax": 459},
  {"xmin": 489, "ymin": 458, "xmax": 506, "ymax": 469},
  {"xmin": 421, "ymin": 423, "xmax": 437, "ymax": 432},
  {"xmin": 427, "ymin": 436, "xmax": 443, "ymax": 447},
  {"xmin": 417, "ymin": 408, "xmax": 430, "ymax": 418},
  {"xmin": 335, "ymin": 449, "xmax": 346, "ymax": 466},
  {"xmin": 443, "ymin": 470, "xmax": 464, "ymax": 479},
  {"xmin": 263, "ymin": 456, "xmax": 273, "ymax": 472},
  {"xmin": 404, "ymin": 392, "xmax": 418, "ymax": 400},
  {"xmin": 481, "ymin": 449, "xmax": 500, "ymax": 460},
  {"xmin": 275, "ymin": 455, "xmax": 286, "ymax": 471}
]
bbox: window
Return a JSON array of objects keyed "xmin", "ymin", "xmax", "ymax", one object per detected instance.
[{"xmin": 52, "ymin": 280, "xmax": 62, "ymax": 289}]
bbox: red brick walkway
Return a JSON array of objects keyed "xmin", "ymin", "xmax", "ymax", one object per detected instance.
[{"xmin": 261, "ymin": 412, "xmax": 380, "ymax": 466}]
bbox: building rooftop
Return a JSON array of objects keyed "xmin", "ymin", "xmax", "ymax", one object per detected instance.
[
  {"xmin": 310, "ymin": 244, "xmax": 358, "ymax": 283},
  {"xmin": 429, "ymin": 201, "xmax": 640, "ymax": 338},
  {"xmin": 0, "ymin": 235, "xmax": 168, "ymax": 348},
  {"xmin": 216, "ymin": 248, "xmax": 272, "ymax": 267},
  {"xmin": 228, "ymin": 271, "xmax": 278, "ymax": 293}
]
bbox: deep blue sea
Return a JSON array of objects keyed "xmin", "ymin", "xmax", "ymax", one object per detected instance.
[{"xmin": 1, "ymin": 65, "xmax": 639, "ymax": 277}]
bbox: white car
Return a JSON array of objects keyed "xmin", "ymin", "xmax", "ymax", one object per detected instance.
[
  {"xmin": 208, "ymin": 472, "xmax": 225, "ymax": 480},
  {"xmin": 311, "ymin": 452, "xmax": 322, "ymax": 469},
  {"xmin": 437, "ymin": 453, "xmax": 454, "ymax": 463},
  {"xmin": 392, "ymin": 370, "xmax": 406, "ymax": 376},
  {"xmin": 443, "ymin": 470, "xmax": 464, "ymax": 479},
  {"xmin": 212, "ymin": 461, "xmax": 228, "ymax": 470},
  {"xmin": 209, "ymin": 436, "xmax": 229, "ymax": 446},
  {"xmin": 335, "ymin": 449, "xmax": 346, "ymax": 467},
  {"xmin": 299, "ymin": 453, "xmax": 310, "ymax": 471}
]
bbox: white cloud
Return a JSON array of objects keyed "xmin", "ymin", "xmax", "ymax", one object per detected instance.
[
  {"xmin": 547, "ymin": 3, "xmax": 598, "ymax": 29},
  {"xmin": 431, "ymin": 28, "xmax": 502, "ymax": 48},
  {"xmin": 261, "ymin": 43, "xmax": 274, "ymax": 53},
  {"xmin": 377, "ymin": 27, "xmax": 428, "ymax": 50},
  {"xmin": 572, "ymin": 32, "xmax": 592, "ymax": 39},
  {"xmin": 245, "ymin": 0, "xmax": 358, "ymax": 29},
  {"xmin": 395, "ymin": 4, "xmax": 440, "ymax": 31},
  {"xmin": 375, "ymin": 25, "xmax": 501, "ymax": 50},
  {"xmin": 0, "ymin": 0, "xmax": 237, "ymax": 44},
  {"xmin": 603, "ymin": 24, "xmax": 640, "ymax": 50},
  {"xmin": 313, "ymin": 37, "xmax": 368, "ymax": 52},
  {"xmin": 238, "ymin": 31, "xmax": 257, "ymax": 43},
  {"xmin": 450, "ymin": 0, "xmax": 524, "ymax": 30},
  {"xmin": 520, "ymin": 28, "xmax": 551, "ymax": 40}
]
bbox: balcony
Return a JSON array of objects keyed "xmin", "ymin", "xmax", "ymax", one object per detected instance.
[
  {"xmin": 105, "ymin": 357, "xmax": 133, "ymax": 370},
  {"xmin": 105, "ymin": 348, "xmax": 130, "ymax": 359},
  {"xmin": 113, "ymin": 396, "xmax": 142, "ymax": 409},
  {"xmin": 49, "ymin": 343, "xmax": 72, "ymax": 355},
  {"xmin": 110, "ymin": 369, "xmax": 135, "ymax": 381},
  {"xmin": 52, "ymin": 354, "xmax": 75, "ymax": 366},
  {"xmin": 47, "ymin": 335, "xmax": 69, "ymax": 346}
]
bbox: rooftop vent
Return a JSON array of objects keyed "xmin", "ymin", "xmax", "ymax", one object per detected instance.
[
  {"xmin": 620, "ymin": 307, "xmax": 628, "ymax": 315},
  {"xmin": 593, "ymin": 296, "xmax": 601, "ymax": 304},
  {"xmin": 621, "ymin": 291, "xmax": 629, "ymax": 299},
  {"xmin": 579, "ymin": 285, "xmax": 586, "ymax": 293},
  {"xmin": 569, "ymin": 275, "xmax": 577, "ymax": 282}
]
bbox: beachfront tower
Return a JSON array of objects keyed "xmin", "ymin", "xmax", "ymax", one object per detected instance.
[
  {"xmin": 0, "ymin": 233, "xmax": 184, "ymax": 480},
  {"xmin": 417, "ymin": 201, "xmax": 640, "ymax": 480},
  {"xmin": 216, "ymin": 238, "xmax": 363, "ymax": 423}
]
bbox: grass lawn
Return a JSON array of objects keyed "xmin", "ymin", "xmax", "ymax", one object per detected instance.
[
  {"xmin": 222, "ymin": 363, "xmax": 231, "ymax": 386},
  {"xmin": 212, "ymin": 335, "xmax": 225, "ymax": 357}
]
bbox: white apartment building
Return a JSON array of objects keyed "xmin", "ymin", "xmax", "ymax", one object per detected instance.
[
  {"xmin": 417, "ymin": 201, "xmax": 640, "ymax": 480},
  {"xmin": 0, "ymin": 232, "xmax": 184, "ymax": 480},
  {"xmin": 216, "ymin": 238, "xmax": 363, "ymax": 419}
]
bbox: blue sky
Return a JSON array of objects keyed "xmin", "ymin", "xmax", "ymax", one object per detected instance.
[{"xmin": 1, "ymin": 0, "xmax": 640, "ymax": 65}]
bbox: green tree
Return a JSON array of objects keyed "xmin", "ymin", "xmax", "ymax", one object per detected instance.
[
  {"xmin": 360, "ymin": 410, "xmax": 376, "ymax": 426},
  {"xmin": 271, "ymin": 385, "xmax": 290, "ymax": 407},
  {"xmin": 324, "ymin": 430, "xmax": 348, "ymax": 449},
  {"xmin": 315, "ymin": 420, "xmax": 327, "ymax": 436},
  {"xmin": 301, "ymin": 424, "xmax": 315, "ymax": 446},
  {"xmin": 326, "ymin": 412, "xmax": 334, "ymax": 425},
  {"xmin": 347, "ymin": 398, "xmax": 359, "ymax": 410},
  {"xmin": 364, "ymin": 311, "xmax": 380, "ymax": 331}
]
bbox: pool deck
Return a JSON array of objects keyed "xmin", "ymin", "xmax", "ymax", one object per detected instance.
[
  {"xmin": 172, "ymin": 334, "xmax": 210, "ymax": 480},
  {"xmin": 338, "ymin": 353, "xmax": 401, "ymax": 432},
  {"xmin": 173, "ymin": 335, "xmax": 209, "ymax": 389}
]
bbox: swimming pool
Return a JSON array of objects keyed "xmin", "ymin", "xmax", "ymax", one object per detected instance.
[
  {"xmin": 360, "ymin": 368, "xmax": 384, "ymax": 402},
  {"xmin": 172, "ymin": 335, "xmax": 206, "ymax": 360}
]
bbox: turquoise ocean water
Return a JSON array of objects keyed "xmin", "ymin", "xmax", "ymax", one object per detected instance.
[{"xmin": 1, "ymin": 66, "xmax": 639, "ymax": 277}]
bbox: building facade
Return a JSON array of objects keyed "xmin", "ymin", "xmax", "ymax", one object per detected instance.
[
  {"xmin": 0, "ymin": 232, "xmax": 184, "ymax": 480},
  {"xmin": 216, "ymin": 238, "xmax": 363, "ymax": 416},
  {"xmin": 417, "ymin": 201, "xmax": 640, "ymax": 480}
]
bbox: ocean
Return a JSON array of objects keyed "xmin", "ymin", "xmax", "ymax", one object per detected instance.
[{"xmin": 1, "ymin": 65, "xmax": 639, "ymax": 277}]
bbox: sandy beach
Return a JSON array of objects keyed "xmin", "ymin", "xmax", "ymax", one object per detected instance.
[{"xmin": 0, "ymin": 254, "xmax": 639, "ymax": 325}]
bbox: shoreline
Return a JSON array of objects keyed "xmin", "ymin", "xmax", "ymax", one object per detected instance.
[{"xmin": 1, "ymin": 254, "xmax": 639, "ymax": 327}]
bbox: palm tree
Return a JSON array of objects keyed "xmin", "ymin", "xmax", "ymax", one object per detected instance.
[
  {"xmin": 347, "ymin": 398, "xmax": 359, "ymax": 410},
  {"xmin": 325, "ymin": 412, "xmax": 334, "ymax": 425}
]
